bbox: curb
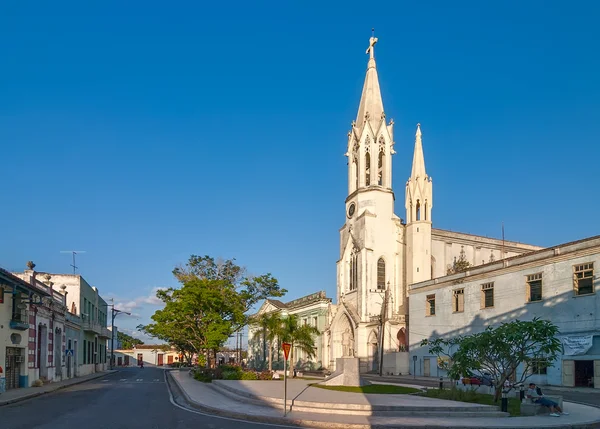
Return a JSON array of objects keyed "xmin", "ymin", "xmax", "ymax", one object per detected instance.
[
  {"xmin": 166, "ymin": 372, "xmax": 600, "ymax": 429},
  {"xmin": 167, "ymin": 371, "xmax": 369, "ymax": 429},
  {"xmin": 0, "ymin": 370, "xmax": 117, "ymax": 407}
]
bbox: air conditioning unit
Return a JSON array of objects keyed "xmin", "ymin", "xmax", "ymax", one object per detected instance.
[{"xmin": 15, "ymin": 356, "xmax": 24, "ymax": 363}]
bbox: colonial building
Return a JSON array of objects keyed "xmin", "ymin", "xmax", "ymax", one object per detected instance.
[
  {"xmin": 1, "ymin": 267, "xmax": 68, "ymax": 390},
  {"xmin": 114, "ymin": 344, "xmax": 180, "ymax": 367},
  {"xmin": 248, "ymin": 291, "xmax": 331, "ymax": 370},
  {"xmin": 13, "ymin": 270, "xmax": 110, "ymax": 377},
  {"xmin": 409, "ymin": 236, "xmax": 600, "ymax": 388}
]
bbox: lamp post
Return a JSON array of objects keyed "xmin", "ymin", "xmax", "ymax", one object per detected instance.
[{"xmin": 110, "ymin": 307, "xmax": 131, "ymax": 370}]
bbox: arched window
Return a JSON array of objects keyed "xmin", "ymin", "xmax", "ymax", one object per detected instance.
[
  {"xmin": 365, "ymin": 152, "xmax": 371, "ymax": 186},
  {"xmin": 352, "ymin": 157, "xmax": 359, "ymax": 191},
  {"xmin": 377, "ymin": 258, "xmax": 385, "ymax": 289},
  {"xmin": 416, "ymin": 200, "xmax": 421, "ymax": 221},
  {"xmin": 424, "ymin": 201, "xmax": 428, "ymax": 221},
  {"xmin": 378, "ymin": 151, "xmax": 384, "ymax": 186},
  {"xmin": 349, "ymin": 253, "xmax": 358, "ymax": 291}
]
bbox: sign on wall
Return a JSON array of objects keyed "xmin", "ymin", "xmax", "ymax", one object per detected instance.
[{"xmin": 562, "ymin": 335, "xmax": 594, "ymax": 356}]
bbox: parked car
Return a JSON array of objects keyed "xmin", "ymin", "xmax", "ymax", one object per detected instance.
[{"xmin": 461, "ymin": 374, "xmax": 493, "ymax": 386}]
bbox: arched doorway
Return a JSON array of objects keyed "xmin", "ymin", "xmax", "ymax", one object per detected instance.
[
  {"xmin": 330, "ymin": 312, "xmax": 355, "ymax": 369},
  {"xmin": 368, "ymin": 330, "xmax": 379, "ymax": 372},
  {"xmin": 397, "ymin": 328, "xmax": 407, "ymax": 352}
]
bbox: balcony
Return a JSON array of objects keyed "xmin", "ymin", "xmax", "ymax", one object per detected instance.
[
  {"xmin": 10, "ymin": 310, "xmax": 29, "ymax": 331},
  {"xmin": 82, "ymin": 319, "xmax": 110, "ymax": 338}
]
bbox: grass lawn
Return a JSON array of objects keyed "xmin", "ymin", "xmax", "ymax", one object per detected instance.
[
  {"xmin": 312, "ymin": 384, "xmax": 421, "ymax": 394},
  {"xmin": 423, "ymin": 388, "xmax": 521, "ymax": 416}
]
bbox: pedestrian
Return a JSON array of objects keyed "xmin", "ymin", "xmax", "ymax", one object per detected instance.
[
  {"xmin": 526, "ymin": 383, "xmax": 569, "ymax": 417},
  {"xmin": 140, "ymin": 360, "xmax": 144, "ymax": 369}
]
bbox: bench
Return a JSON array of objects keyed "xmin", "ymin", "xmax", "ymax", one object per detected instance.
[{"xmin": 520, "ymin": 395, "xmax": 563, "ymax": 416}]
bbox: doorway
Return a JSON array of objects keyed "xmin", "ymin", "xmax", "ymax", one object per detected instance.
[
  {"xmin": 5, "ymin": 348, "xmax": 22, "ymax": 390},
  {"xmin": 575, "ymin": 360, "xmax": 594, "ymax": 387},
  {"xmin": 137, "ymin": 353, "xmax": 143, "ymax": 366},
  {"xmin": 157, "ymin": 354, "xmax": 164, "ymax": 366},
  {"xmin": 168, "ymin": 355, "xmax": 174, "ymax": 365},
  {"xmin": 38, "ymin": 325, "xmax": 48, "ymax": 379},
  {"xmin": 124, "ymin": 355, "xmax": 130, "ymax": 366},
  {"xmin": 424, "ymin": 358, "xmax": 431, "ymax": 376},
  {"xmin": 67, "ymin": 340, "xmax": 72, "ymax": 378}
]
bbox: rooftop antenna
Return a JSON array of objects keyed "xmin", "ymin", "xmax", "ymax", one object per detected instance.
[
  {"xmin": 60, "ymin": 251, "xmax": 86, "ymax": 274},
  {"xmin": 501, "ymin": 222, "xmax": 505, "ymax": 259}
]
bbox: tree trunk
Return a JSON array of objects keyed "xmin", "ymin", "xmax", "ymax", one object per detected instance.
[
  {"xmin": 268, "ymin": 340, "xmax": 273, "ymax": 371},
  {"xmin": 494, "ymin": 385, "xmax": 502, "ymax": 402}
]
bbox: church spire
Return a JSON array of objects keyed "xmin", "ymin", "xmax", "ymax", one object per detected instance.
[
  {"xmin": 355, "ymin": 32, "xmax": 385, "ymax": 133},
  {"xmin": 410, "ymin": 124, "xmax": 427, "ymax": 179}
]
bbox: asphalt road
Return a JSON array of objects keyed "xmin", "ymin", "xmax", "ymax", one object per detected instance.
[
  {"xmin": 0, "ymin": 367, "xmax": 289, "ymax": 429},
  {"xmin": 364, "ymin": 374, "xmax": 600, "ymax": 407}
]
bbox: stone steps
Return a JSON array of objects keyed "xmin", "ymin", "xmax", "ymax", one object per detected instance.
[{"xmin": 210, "ymin": 381, "xmax": 509, "ymax": 418}]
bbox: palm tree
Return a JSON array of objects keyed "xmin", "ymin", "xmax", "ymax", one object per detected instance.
[
  {"xmin": 280, "ymin": 314, "xmax": 320, "ymax": 370},
  {"xmin": 264, "ymin": 313, "xmax": 283, "ymax": 371},
  {"xmin": 251, "ymin": 312, "xmax": 284, "ymax": 371}
]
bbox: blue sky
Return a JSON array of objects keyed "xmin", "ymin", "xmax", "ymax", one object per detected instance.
[{"xmin": 1, "ymin": 1, "xmax": 599, "ymax": 342}]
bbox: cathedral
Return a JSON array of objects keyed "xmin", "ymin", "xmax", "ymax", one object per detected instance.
[{"xmin": 248, "ymin": 36, "xmax": 539, "ymax": 374}]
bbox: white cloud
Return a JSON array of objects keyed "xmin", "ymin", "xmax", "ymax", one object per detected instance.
[{"xmin": 112, "ymin": 287, "xmax": 166, "ymax": 314}]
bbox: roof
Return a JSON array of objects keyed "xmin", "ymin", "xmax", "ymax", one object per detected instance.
[
  {"xmin": 354, "ymin": 37, "xmax": 384, "ymax": 134},
  {"xmin": 0, "ymin": 268, "xmax": 52, "ymax": 297}
]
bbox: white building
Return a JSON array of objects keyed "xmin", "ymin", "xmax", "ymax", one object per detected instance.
[
  {"xmin": 409, "ymin": 236, "xmax": 600, "ymax": 387},
  {"xmin": 114, "ymin": 345, "xmax": 179, "ymax": 367}
]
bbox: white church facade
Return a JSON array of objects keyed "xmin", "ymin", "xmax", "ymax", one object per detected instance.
[{"xmin": 248, "ymin": 36, "xmax": 554, "ymax": 375}]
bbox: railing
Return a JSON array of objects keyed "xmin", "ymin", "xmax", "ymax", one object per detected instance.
[
  {"xmin": 82, "ymin": 319, "xmax": 111, "ymax": 338},
  {"xmin": 10, "ymin": 310, "xmax": 29, "ymax": 330}
]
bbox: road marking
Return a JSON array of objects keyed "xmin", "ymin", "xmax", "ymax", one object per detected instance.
[
  {"xmin": 154, "ymin": 379, "xmax": 160, "ymax": 382},
  {"xmin": 136, "ymin": 379, "xmax": 143, "ymax": 382},
  {"xmin": 102, "ymin": 379, "xmax": 109, "ymax": 382},
  {"xmin": 120, "ymin": 379, "xmax": 127, "ymax": 382}
]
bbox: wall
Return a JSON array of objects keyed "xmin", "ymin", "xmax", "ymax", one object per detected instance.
[
  {"xmin": 409, "ymin": 236, "xmax": 600, "ymax": 386},
  {"xmin": 431, "ymin": 229, "xmax": 542, "ymax": 279}
]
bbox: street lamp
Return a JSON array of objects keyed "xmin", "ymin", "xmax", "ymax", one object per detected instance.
[{"xmin": 110, "ymin": 307, "xmax": 131, "ymax": 370}]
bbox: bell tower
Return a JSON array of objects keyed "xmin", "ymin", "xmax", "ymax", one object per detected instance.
[{"xmin": 337, "ymin": 34, "xmax": 399, "ymax": 322}]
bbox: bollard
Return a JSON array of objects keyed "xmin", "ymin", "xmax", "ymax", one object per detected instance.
[
  {"xmin": 519, "ymin": 384, "xmax": 525, "ymax": 401},
  {"xmin": 439, "ymin": 376, "xmax": 443, "ymax": 390},
  {"xmin": 501, "ymin": 391, "xmax": 508, "ymax": 412}
]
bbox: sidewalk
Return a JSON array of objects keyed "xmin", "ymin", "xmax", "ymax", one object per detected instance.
[
  {"xmin": 169, "ymin": 370, "xmax": 600, "ymax": 428},
  {"xmin": 0, "ymin": 370, "xmax": 116, "ymax": 406}
]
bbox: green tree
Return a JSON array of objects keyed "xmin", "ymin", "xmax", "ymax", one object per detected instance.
[
  {"xmin": 117, "ymin": 331, "xmax": 144, "ymax": 349},
  {"xmin": 422, "ymin": 318, "xmax": 562, "ymax": 401},
  {"xmin": 280, "ymin": 314, "xmax": 320, "ymax": 370},
  {"xmin": 140, "ymin": 255, "xmax": 286, "ymax": 366}
]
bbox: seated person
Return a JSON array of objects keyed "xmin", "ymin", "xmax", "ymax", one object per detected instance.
[{"xmin": 526, "ymin": 383, "xmax": 569, "ymax": 417}]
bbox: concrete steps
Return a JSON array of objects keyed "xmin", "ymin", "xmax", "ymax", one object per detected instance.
[{"xmin": 210, "ymin": 380, "xmax": 509, "ymax": 418}]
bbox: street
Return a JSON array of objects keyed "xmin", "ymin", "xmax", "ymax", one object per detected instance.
[
  {"xmin": 0, "ymin": 368, "xmax": 287, "ymax": 429},
  {"xmin": 364, "ymin": 374, "xmax": 600, "ymax": 407}
]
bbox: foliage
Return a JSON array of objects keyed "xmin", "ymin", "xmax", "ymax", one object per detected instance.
[
  {"xmin": 421, "ymin": 318, "xmax": 561, "ymax": 401},
  {"xmin": 139, "ymin": 255, "xmax": 286, "ymax": 364},
  {"xmin": 117, "ymin": 331, "xmax": 144, "ymax": 349},
  {"xmin": 446, "ymin": 247, "xmax": 471, "ymax": 275},
  {"xmin": 240, "ymin": 371, "xmax": 258, "ymax": 380},
  {"xmin": 257, "ymin": 370, "xmax": 274, "ymax": 380},
  {"xmin": 280, "ymin": 314, "xmax": 320, "ymax": 369},
  {"xmin": 250, "ymin": 312, "xmax": 284, "ymax": 371},
  {"xmin": 423, "ymin": 388, "xmax": 521, "ymax": 416},
  {"xmin": 313, "ymin": 384, "xmax": 420, "ymax": 394}
]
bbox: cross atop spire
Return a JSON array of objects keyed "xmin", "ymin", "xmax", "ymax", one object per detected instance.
[
  {"xmin": 355, "ymin": 32, "xmax": 384, "ymax": 133},
  {"xmin": 366, "ymin": 28, "xmax": 378, "ymax": 65}
]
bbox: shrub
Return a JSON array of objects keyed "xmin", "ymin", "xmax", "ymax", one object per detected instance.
[
  {"xmin": 257, "ymin": 370, "xmax": 273, "ymax": 380},
  {"xmin": 193, "ymin": 371, "xmax": 212, "ymax": 383},
  {"xmin": 241, "ymin": 371, "xmax": 258, "ymax": 380}
]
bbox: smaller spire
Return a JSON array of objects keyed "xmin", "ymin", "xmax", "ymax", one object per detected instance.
[{"xmin": 410, "ymin": 123, "xmax": 427, "ymax": 179}]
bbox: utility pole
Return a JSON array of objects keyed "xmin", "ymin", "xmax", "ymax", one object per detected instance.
[
  {"xmin": 110, "ymin": 306, "xmax": 131, "ymax": 370},
  {"xmin": 378, "ymin": 281, "xmax": 390, "ymax": 377}
]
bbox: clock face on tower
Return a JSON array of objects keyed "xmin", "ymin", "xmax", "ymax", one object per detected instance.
[{"xmin": 347, "ymin": 203, "xmax": 356, "ymax": 218}]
